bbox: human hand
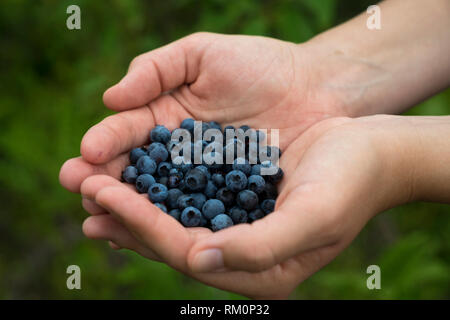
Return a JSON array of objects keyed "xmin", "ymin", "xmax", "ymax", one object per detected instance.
[{"xmin": 67, "ymin": 115, "xmax": 427, "ymax": 299}]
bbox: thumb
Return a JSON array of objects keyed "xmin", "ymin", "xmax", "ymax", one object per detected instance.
[
  {"xmin": 103, "ymin": 32, "xmax": 216, "ymax": 111},
  {"xmin": 187, "ymin": 183, "xmax": 351, "ymax": 273}
]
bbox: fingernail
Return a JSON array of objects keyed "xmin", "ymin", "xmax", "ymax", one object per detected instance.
[{"xmin": 192, "ymin": 249, "xmax": 224, "ymax": 272}]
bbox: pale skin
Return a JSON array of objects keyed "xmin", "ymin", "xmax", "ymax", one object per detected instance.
[{"xmin": 59, "ymin": 0, "xmax": 450, "ymax": 299}]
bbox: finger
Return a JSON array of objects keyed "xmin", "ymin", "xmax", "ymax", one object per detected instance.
[
  {"xmin": 81, "ymin": 175, "xmax": 192, "ymax": 270},
  {"xmin": 81, "ymin": 95, "xmax": 191, "ymax": 164},
  {"xmin": 82, "ymin": 197, "xmax": 106, "ymax": 215},
  {"xmin": 187, "ymin": 182, "xmax": 346, "ymax": 273},
  {"xmin": 80, "ymin": 107, "xmax": 154, "ymax": 164},
  {"xmin": 82, "ymin": 214, "xmax": 162, "ymax": 262},
  {"xmin": 59, "ymin": 154, "xmax": 128, "ymax": 193},
  {"xmin": 103, "ymin": 32, "xmax": 214, "ymax": 111}
]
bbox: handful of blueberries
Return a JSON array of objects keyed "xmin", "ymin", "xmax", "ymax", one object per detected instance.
[{"xmin": 121, "ymin": 118, "xmax": 283, "ymax": 231}]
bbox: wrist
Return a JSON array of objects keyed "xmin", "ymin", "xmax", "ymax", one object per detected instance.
[{"xmin": 360, "ymin": 115, "xmax": 450, "ymax": 209}]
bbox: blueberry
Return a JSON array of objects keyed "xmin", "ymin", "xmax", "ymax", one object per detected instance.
[
  {"xmin": 147, "ymin": 142, "xmax": 169, "ymax": 164},
  {"xmin": 209, "ymin": 121, "xmax": 222, "ymax": 131},
  {"xmin": 177, "ymin": 194, "xmax": 195, "ymax": 210},
  {"xmin": 148, "ymin": 183, "xmax": 168, "ymax": 203},
  {"xmin": 204, "ymin": 180, "xmax": 218, "ymax": 198},
  {"xmin": 154, "ymin": 203, "xmax": 168, "ymax": 213},
  {"xmin": 211, "ymin": 214, "xmax": 234, "ymax": 231},
  {"xmin": 135, "ymin": 174, "xmax": 156, "ymax": 193},
  {"xmin": 157, "ymin": 162, "xmax": 172, "ymax": 177},
  {"xmin": 122, "ymin": 166, "xmax": 138, "ymax": 183},
  {"xmin": 232, "ymin": 157, "xmax": 251, "ymax": 175},
  {"xmin": 136, "ymin": 156, "xmax": 157, "ymax": 175},
  {"xmin": 168, "ymin": 209, "xmax": 181, "ymax": 221},
  {"xmin": 225, "ymin": 170, "xmax": 248, "ymax": 192},
  {"xmin": 201, "ymin": 122, "xmax": 211, "ymax": 134},
  {"xmin": 191, "ymin": 193, "xmax": 207, "ymax": 210},
  {"xmin": 250, "ymin": 164, "xmax": 261, "ymax": 176},
  {"xmin": 195, "ymin": 165, "xmax": 211, "ymax": 180},
  {"xmin": 166, "ymin": 188, "xmax": 183, "ymax": 209},
  {"xmin": 239, "ymin": 125, "xmax": 251, "ymax": 132},
  {"xmin": 169, "ymin": 168, "xmax": 183, "ymax": 179},
  {"xmin": 180, "ymin": 118, "xmax": 195, "ymax": 134},
  {"xmin": 236, "ymin": 190, "xmax": 258, "ymax": 211},
  {"xmin": 130, "ymin": 147, "xmax": 147, "ymax": 164},
  {"xmin": 248, "ymin": 208, "xmax": 264, "ymax": 222},
  {"xmin": 202, "ymin": 199, "xmax": 225, "ymax": 220},
  {"xmin": 263, "ymin": 182, "xmax": 278, "ymax": 199},
  {"xmin": 261, "ymin": 199, "xmax": 275, "ymax": 214},
  {"xmin": 212, "ymin": 173, "xmax": 225, "ymax": 187},
  {"xmin": 184, "ymin": 168, "xmax": 207, "ymax": 191},
  {"xmin": 216, "ymin": 187, "xmax": 235, "ymax": 207},
  {"xmin": 247, "ymin": 175, "xmax": 265, "ymax": 194},
  {"xmin": 267, "ymin": 166, "xmax": 284, "ymax": 183},
  {"xmin": 229, "ymin": 207, "xmax": 248, "ymax": 224},
  {"xmin": 158, "ymin": 176, "xmax": 168, "ymax": 186},
  {"xmin": 167, "ymin": 175, "xmax": 181, "ymax": 188},
  {"xmin": 150, "ymin": 125, "xmax": 171, "ymax": 144},
  {"xmin": 180, "ymin": 163, "xmax": 194, "ymax": 174},
  {"xmin": 181, "ymin": 206, "xmax": 202, "ymax": 227}
]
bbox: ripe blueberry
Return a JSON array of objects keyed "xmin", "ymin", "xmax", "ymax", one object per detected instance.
[{"xmin": 148, "ymin": 183, "xmax": 168, "ymax": 203}]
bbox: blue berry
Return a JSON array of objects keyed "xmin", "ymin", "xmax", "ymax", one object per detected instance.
[
  {"xmin": 233, "ymin": 157, "xmax": 251, "ymax": 175},
  {"xmin": 267, "ymin": 166, "xmax": 284, "ymax": 183},
  {"xmin": 209, "ymin": 121, "xmax": 222, "ymax": 131},
  {"xmin": 136, "ymin": 156, "xmax": 157, "ymax": 175},
  {"xmin": 185, "ymin": 168, "xmax": 207, "ymax": 191},
  {"xmin": 236, "ymin": 190, "xmax": 258, "ymax": 211},
  {"xmin": 216, "ymin": 187, "xmax": 235, "ymax": 207},
  {"xmin": 195, "ymin": 165, "xmax": 211, "ymax": 180},
  {"xmin": 181, "ymin": 206, "xmax": 202, "ymax": 227},
  {"xmin": 229, "ymin": 207, "xmax": 248, "ymax": 224},
  {"xmin": 122, "ymin": 166, "xmax": 138, "ymax": 183},
  {"xmin": 129, "ymin": 147, "xmax": 147, "ymax": 164},
  {"xmin": 225, "ymin": 170, "xmax": 248, "ymax": 192},
  {"xmin": 169, "ymin": 168, "xmax": 183, "ymax": 179},
  {"xmin": 148, "ymin": 183, "xmax": 168, "ymax": 203},
  {"xmin": 212, "ymin": 173, "xmax": 225, "ymax": 187},
  {"xmin": 168, "ymin": 209, "xmax": 181, "ymax": 221},
  {"xmin": 261, "ymin": 199, "xmax": 275, "ymax": 214},
  {"xmin": 154, "ymin": 202, "xmax": 167, "ymax": 213},
  {"xmin": 202, "ymin": 199, "xmax": 225, "ymax": 220},
  {"xmin": 204, "ymin": 180, "xmax": 218, "ymax": 198},
  {"xmin": 177, "ymin": 194, "xmax": 195, "ymax": 210},
  {"xmin": 263, "ymin": 182, "xmax": 278, "ymax": 199},
  {"xmin": 150, "ymin": 125, "xmax": 171, "ymax": 144},
  {"xmin": 180, "ymin": 118, "xmax": 195, "ymax": 134},
  {"xmin": 247, "ymin": 175, "xmax": 265, "ymax": 194},
  {"xmin": 167, "ymin": 175, "xmax": 181, "ymax": 188},
  {"xmin": 240, "ymin": 125, "xmax": 251, "ymax": 132},
  {"xmin": 211, "ymin": 214, "xmax": 234, "ymax": 231},
  {"xmin": 166, "ymin": 188, "xmax": 183, "ymax": 209},
  {"xmin": 157, "ymin": 162, "xmax": 172, "ymax": 177},
  {"xmin": 158, "ymin": 176, "xmax": 168, "ymax": 186},
  {"xmin": 191, "ymin": 193, "xmax": 207, "ymax": 210},
  {"xmin": 248, "ymin": 208, "xmax": 264, "ymax": 222},
  {"xmin": 135, "ymin": 174, "xmax": 156, "ymax": 193},
  {"xmin": 147, "ymin": 142, "xmax": 168, "ymax": 164},
  {"xmin": 250, "ymin": 164, "xmax": 261, "ymax": 176}
]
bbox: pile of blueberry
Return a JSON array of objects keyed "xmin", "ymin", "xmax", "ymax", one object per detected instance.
[{"xmin": 121, "ymin": 118, "xmax": 283, "ymax": 231}]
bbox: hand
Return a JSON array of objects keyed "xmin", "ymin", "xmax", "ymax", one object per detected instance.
[{"xmin": 64, "ymin": 115, "xmax": 417, "ymax": 299}]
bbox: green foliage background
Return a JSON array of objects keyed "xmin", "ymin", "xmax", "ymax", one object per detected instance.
[{"xmin": 0, "ymin": 0, "xmax": 449, "ymax": 299}]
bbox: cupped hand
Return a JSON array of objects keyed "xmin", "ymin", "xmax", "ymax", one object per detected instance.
[
  {"xmin": 61, "ymin": 113, "xmax": 413, "ymax": 299},
  {"xmin": 58, "ymin": 33, "xmax": 401, "ymax": 299}
]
